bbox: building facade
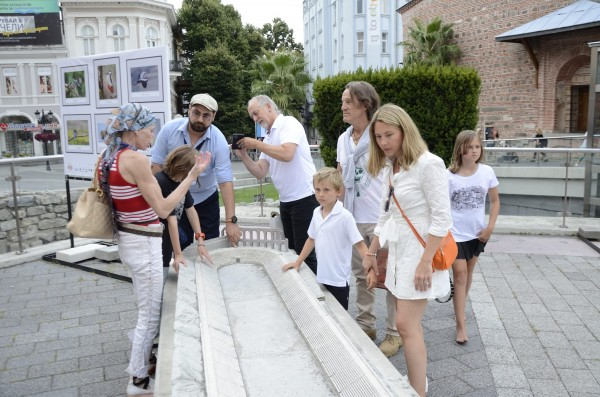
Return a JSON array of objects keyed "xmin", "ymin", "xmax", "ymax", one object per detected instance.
[
  {"xmin": 399, "ymin": 0, "xmax": 600, "ymax": 138},
  {"xmin": 0, "ymin": 0, "xmax": 181, "ymax": 158},
  {"xmin": 303, "ymin": 0, "xmax": 405, "ymax": 80}
]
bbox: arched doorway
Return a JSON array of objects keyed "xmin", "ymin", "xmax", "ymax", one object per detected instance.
[{"xmin": 555, "ymin": 55, "xmax": 590, "ymax": 133}]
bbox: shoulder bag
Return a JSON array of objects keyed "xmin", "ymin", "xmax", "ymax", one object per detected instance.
[
  {"xmin": 66, "ymin": 156, "xmax": 114, "ymax": 239},
  {"xmin": 389, "ymin": 179, "xmax": 457, "ymax": 272}
]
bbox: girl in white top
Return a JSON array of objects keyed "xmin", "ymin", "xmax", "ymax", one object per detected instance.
[
  {"xmin": 363, "ymin": 104, "xmax": 452, "ymax": 397},
  {"xmin": 448, "ymin": 130, "xmax": 500, "ymax": 344}
]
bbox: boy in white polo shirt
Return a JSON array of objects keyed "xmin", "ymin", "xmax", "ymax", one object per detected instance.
[{"xmin": 283, "ymin": 167, "xmax": 376, "ymax": 309}]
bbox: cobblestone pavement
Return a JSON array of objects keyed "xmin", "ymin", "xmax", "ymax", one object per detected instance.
[{"xmin": 1, "ymin": 232, "xmax": 599, "ymax": 396}]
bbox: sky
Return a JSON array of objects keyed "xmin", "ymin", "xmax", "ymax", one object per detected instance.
[{"xmin": 167, "ymin": 0, "xmax": 304, "ymax": 43}]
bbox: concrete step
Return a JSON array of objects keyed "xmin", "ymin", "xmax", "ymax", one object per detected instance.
[{"xmin": 232, "ymin": 172, "xmax": 272, "ymax": 189}]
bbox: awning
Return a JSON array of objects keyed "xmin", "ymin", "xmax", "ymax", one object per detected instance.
[{"xmin": 496, "ymin": 0, "xmax": 600, "ymax": 43}]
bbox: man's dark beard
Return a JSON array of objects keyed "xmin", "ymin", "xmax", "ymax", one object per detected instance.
[{"xmin": 190, "ymin": 122, "xmax": 208, "ymax": 133}]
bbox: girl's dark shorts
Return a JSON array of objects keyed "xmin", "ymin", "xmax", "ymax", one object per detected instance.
[{"xmin": 456, "ymin": 238, "xmax": 486, "ymax": 261}]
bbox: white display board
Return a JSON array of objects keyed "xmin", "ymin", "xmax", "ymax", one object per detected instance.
[{"xmin": 57, "ymin": 46, "xmax": 171, "ymax": 178}]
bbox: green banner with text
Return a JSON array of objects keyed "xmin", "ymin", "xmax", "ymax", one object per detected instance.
[{"xmin": 0, "ymin": 0, "xmax": 62, "ymax": 46}]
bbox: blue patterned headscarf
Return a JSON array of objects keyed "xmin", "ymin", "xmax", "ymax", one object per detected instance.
[
  {"xmin": 106, "ymin": 102, "xmax": 156, "ymax": 136},
  {"xmin": 102, "ymin": 103, "xmax": 156, "ymax": 157}
]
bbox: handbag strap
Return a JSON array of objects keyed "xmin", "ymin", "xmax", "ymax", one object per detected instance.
[
  {"xmin": 389, "ymin": 174, "xmax": 427, "ymax": 248},
  {"xmin": 92, "ymin": 155, "xmax": 103, "ymax": 192}
]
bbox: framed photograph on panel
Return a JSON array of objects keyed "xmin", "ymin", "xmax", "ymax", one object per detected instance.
[
  {"xmin": 61, "ymin": 65, "xmax": 90, "ymax": 106},
  {"xmin": 127, "ymin": 56, "xmax": 163, "ymax": 102},
  {"xmin": 138, "ymin": 111, "xmax": 165, "ymax": 156},
  {"xmin": 94, "ymin": 57, "xmax": 120, "ymax": 108},
  {"xmin": 63, "ymin": 114, "xmax": 93, "ymax": 153},
  {"xmin": 94, "ymin": 113, "xmax": 113, "ymax": 154}
]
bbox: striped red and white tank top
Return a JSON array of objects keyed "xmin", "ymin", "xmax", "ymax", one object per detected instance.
[{"xmin": 106, "ymin": 149, "xmax": 159, "ymax": 225}]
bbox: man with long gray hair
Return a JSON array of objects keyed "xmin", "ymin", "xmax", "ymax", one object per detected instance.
[{"xmin": 338, "ymin": 81, "xmax": 401, "ymax": 357}]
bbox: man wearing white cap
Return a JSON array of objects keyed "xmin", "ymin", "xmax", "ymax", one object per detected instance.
[{"xmin": 151, "ymin": 93, "xmax": 241, "ymax": 249}]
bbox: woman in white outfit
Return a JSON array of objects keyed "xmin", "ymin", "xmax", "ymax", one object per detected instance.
[{"xmin": 363, "ymin": 104, "xmax": 452, "ymax": 397}]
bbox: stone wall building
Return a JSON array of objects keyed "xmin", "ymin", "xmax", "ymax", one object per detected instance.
[{"xmin": 399, "ymin": 0, "xmax": 600, "ymax": 138}]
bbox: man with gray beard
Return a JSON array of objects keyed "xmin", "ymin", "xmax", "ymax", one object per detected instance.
[{"xmin": 234, "ymin": 95, "xmax": 319, "ymax": 274}]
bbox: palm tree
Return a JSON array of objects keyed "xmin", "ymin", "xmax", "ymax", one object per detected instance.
[
  {"xmin": 403, "ymin": 17, "xmax": 462, "ymax": 66},
  {"xmin": 250, "ymin": 50, "xmax": 312, "ymax": 119}
]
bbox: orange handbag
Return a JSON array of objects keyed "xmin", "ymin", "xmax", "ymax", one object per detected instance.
[{"xmin": 390, "ymin": 185, "xmax": 457, "ymax": 272}]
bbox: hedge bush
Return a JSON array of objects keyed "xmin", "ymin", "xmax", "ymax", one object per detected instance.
[{"xmin": 313, "ymin": 65, "xmax": 481, "ymax": 167}]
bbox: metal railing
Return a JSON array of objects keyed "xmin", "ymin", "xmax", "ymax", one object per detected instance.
[
  {"xmin": 0, "ymin": 146, "xmax": 598, "ymax": 255},
  {"xmin": 482, "ymin": 134, "xmax": 594, "ymax": 166}
]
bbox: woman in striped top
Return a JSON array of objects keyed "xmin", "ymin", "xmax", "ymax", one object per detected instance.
[{"xmin": 100, "ymin": 103, "xmax": 211, "ymax": 397}]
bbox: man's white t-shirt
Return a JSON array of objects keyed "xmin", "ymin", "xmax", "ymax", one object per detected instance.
[
  {"xmin": 336, "ymin": 126, "xmax": 383, "ymax": 223},
  {"xmin": 308, "ymin": 201, "xmax": 364, "ymax": 287},
  {"xmin": 260, "ymin": 114, "xmax": 315, "ymax": 202},
  {"xmin": 448, "ymin": 164, "xmax": 499, "ymax": 242}
]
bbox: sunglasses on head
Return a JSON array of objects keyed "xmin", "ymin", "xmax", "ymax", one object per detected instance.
[{"xmin": 384, "ymin": 185, "xmax": 394, "ymax": 212}]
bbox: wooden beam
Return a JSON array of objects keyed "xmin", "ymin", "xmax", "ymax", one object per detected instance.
[{"xmin": 521, "ymin": 38, "xmax": 539, "ymax": 89}]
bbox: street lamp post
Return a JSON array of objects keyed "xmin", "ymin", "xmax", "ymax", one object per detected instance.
[{"xmin": 34, "ymin": 109, "xmax": 57, "ymax": 171}]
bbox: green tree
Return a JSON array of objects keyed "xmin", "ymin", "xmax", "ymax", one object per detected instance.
[
  {"xmin": 186, "ymin": 45, "xmax": 249, "ymax": 135},
  {"xmin": 261, "ymin": 18, "xmax": 303, "ymax": 52},
  {"xmin": 178, "ymin": 0, "xmax": 264, "ymax": 135},
  {"xmin": 403, "ymin": 17, "xmax": 462, "ymax": 66},
  {"xmin": 250, "ymin": 50, "xmax": 311, "ymax": 119}
]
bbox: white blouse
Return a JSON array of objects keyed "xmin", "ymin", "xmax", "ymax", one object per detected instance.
[{"xmin": 374, "ymin": 151, "xmax": 452, "ymax": 300}]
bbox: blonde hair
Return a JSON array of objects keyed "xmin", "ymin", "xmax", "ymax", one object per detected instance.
[
  {"xmin": 448, "ymin": 130, "xmax": 484, "ymax": 173},
  {"xmin": 367, "ymin": 104, "xmax": 428, "ymax": 176},
  {"xmin": 313, "ymin": 167, "xmax": 343, "ymax": 191},
  {"xmin": 163, "ymin": 145, "xmax": 196, "ymax": 181}
]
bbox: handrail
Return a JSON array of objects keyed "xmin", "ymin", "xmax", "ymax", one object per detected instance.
[
  {"xmin": 483, "ymin": 133, "xmax": 597, "ymax": 146},
  {"xmin": 0, "ymin": 154, "xmax": 63, "ymax": 165},
  {"xmin": 0, "ymin": 148, "xmax": 597, "ymax": 256}
]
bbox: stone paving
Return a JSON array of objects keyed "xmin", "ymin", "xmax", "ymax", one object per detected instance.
[{"xmin": 0, "ymin": 228, "xmax": 599, "ymax": 396}]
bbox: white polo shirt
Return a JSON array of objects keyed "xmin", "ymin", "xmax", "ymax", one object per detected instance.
[
  {"xmin": 259, "ymin": 114, "xmax": 315, "ymax": 202},
  {"xmin": 308, "ymin": 201, "xmax": 363, "ymax": 287}
]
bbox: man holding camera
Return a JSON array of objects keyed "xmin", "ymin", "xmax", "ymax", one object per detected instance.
[
  {"xmin": 233, "ymin": 95, "xmax": 319, "ymax": 274},
  {"xmin": 151, "ymin": 93, "xmax": 241, "ymax": 247}
]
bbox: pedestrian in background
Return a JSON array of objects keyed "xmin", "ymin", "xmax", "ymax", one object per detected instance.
[{"xmin": 531, "ymin": 127, "xmax": 548, "ymax": 162}]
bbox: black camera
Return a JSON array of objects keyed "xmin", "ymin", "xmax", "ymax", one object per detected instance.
[{"xmin": 231, "ymin": 133, "xmax": 244, "ymax": 149}]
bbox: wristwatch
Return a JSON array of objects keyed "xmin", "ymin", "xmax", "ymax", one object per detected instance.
[
  {"xmin": 226, "ymin": 215, "xmax": 238, "ymax": 224},
  {"xmin": 194, "ymin": 232, "xmax": 206, "ymax": 241}
]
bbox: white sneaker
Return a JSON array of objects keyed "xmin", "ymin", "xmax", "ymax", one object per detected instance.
[{"xmin": 127, "ymin": 376, "xmax": 154, "ymax": 396}]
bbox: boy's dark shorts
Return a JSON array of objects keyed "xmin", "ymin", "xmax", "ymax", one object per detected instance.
[{"xmin": 456, "ymin": 238, "xmax": 487, "ymax": 261}]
